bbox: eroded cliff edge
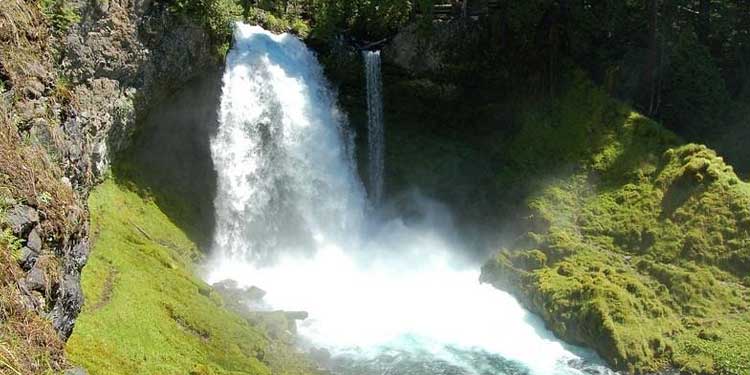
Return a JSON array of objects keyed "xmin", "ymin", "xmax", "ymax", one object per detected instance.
[{"xmin": 0, "ymin": 0, "xmax": 218, "ymax": 371}]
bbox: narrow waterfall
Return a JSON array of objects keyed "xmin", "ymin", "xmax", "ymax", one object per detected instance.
[
  {"xmin": 363, "ymin": 50, "xmax": 385, "ymax": 205},
  {"xmin": 208, "ymin": 24, "xmax": 614, "ymax": 375}
]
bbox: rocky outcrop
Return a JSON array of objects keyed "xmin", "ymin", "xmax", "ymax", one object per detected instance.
[
  {"xmin": 57, "ymin": 0, "xmax": 218, "ymax": 190},
  {"xmin": 0, "ymin": 0, "xmax": 221, "ymax": 345},
  {"xmin": 383, "ymin": 20, "xmax": 482, "ymax": 77}
]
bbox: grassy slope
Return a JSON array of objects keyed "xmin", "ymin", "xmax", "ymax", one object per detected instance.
[
  {"xmin": 66, "ymin": 180, "xmax": 314, "ymax": 375},
  {"xmin": 480, "ymin": 73, "xmax": 750, "ymax": 374}
]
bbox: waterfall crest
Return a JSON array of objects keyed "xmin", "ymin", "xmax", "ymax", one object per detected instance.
[{"xmin": 364, "ymin": 50, "xmax": 385, "ymax": 205}]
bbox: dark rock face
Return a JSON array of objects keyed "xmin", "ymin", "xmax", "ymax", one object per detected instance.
[
  {"xmin": 6, "ymin": 205, "xmax": 39, "ymax": 235},
  {"xmin": 383, "ymin": 21, "xmax": 481, "ymax": 77},
  {"xmin": 50, "ymin": 273, "xmax": 85, "ymax": 338},
  {"xmin": 51, "ymin": 0, "xmax": 219, "ymax": 190}
]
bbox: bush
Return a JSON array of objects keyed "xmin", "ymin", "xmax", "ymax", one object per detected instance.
[
  {"xmin": 309, "ymin": 0, "xmax": 415, "ymax": 41},
  {"xmin": 39, "ymin": 0, "xmax": 80, "ymax": 33},
  {"xmin": 170, "ymin": 0, "xmax": 243, "ymax": 42}
]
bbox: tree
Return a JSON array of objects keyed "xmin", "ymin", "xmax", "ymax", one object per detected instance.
[{"xmin": 660, "ymin": 29, "xmax": 731, "ymax": 137}]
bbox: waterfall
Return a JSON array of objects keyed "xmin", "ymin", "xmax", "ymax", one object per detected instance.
[
  {"xmin": 363, "ymin": 50, "xmax": 385, "ymax": 205},
  {"xmin": 208, "ymin": 23, "xmax": 615, "ymax": 375},
  {"xmin": 210, "ymin": 23, "xmax": 366, "ymax": 262}
]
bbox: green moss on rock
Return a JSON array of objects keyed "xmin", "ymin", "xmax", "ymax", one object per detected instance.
[{"xmin": 480, "ymin": 75, "xmax": 750, "ymax": 374}]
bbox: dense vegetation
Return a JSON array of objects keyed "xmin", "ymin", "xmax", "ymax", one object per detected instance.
[
  {"xmin": 199, "ymin": 0, "xmax": 750, "ymax": 174},
  {"xmin": 480, "ymin": 75, "xmax": 750, "ymax": 374}
]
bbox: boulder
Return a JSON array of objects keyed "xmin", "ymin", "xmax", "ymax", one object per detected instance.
[
  {"xmin": 26, "ymin": 225, "xmax": 42, "ymax": 252},
  {"xmin": 50, "ymin": 273, "xmax": 84, "ymax": 338},
  {"xmin": 68, "ymin": 240, "xmax": 89, "ymax": 270},
  {"xmin": 25, "ymin": 265, "xmax": 47, "ymax": 292},
  {"xmin": 5, "ymin": 205, "xmax": 39, "ymax": 235},
  {"xmin": 212, "ymin": 279, "xmax": 267, "ymax": 303},
  {"xmin": 18, "ymin": 246, "xmax": 39, "ymax": 270},
  {"xmin": 245, "ymin": 286, "xmax": 267, "ymax": 300},
  {"xmin": 309, "ymin": 347, "xmax": 332, "ymax": 367},
  {"xmin": 284, "ymin": 311, "xmax": 309, "ymax": 321}
]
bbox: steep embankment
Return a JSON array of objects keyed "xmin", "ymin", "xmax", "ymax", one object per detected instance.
[
  {"xmin": 1, "ymin": 2, "xmax": 88, "ymax": 371},
  {"xmin": 480, "ymin": 77, "xmax": 750, "ymax": 374},
  {"xmin": 66, "ymin": 180, "xmax": 317, "ymax": 375}
]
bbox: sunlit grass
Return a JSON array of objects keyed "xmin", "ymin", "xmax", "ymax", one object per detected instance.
[{"xmin": 66, "ymin": 180, "xmax": 313, "ymax": 375}]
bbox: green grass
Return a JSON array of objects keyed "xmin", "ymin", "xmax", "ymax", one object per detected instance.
[
  {"xmin": 480, "ymin": 73, "xmax": 750, "ymax": 374},
  {"xmin": 66, "ymin": 180, "xmax": 314, "ymax": 375}
]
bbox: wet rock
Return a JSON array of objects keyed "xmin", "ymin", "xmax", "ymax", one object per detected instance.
[
  {"xmin": 213, "ymin": 279, "xmax": 267, "ymax": 303},
  {"xmin": 309, "ymin": 347, "xmax": 334, "ymax": 372},
  {"xmin": 248, "ymin": 311, "xmax": 297, "ymax": 343},
  {"xmin": 245, "ymin": 285, "xmax": 266, "ymax": 300},
  {"xmin": 68, "ymin": 240, "xmax": 89, "ymax": 270},
  {"xmin": 26, "ymin": 226, "xmax": 43, "ymax": 252},
  {"xmin": 212, "ymin": 279, "xmax": 239, "ymax": 291},
  {"xmin": 284, "ymin": 311, "xmax": 309, "ymax": 321},
  {"xmin": 6, "ymin": 205, "xmax": 39, "ymax": 235},
  {"xmin": 50, "ymin": 272, "xmax": 84, "ymax": 338}
]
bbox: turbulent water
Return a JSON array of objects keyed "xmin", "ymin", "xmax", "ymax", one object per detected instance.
[
  {"xmin": 208, "ymin": 23, "xmax": 615, "ymax": 375},
  {"xmin": 364, "ymin": 50, "xmax": 385, "ymax": 205}
]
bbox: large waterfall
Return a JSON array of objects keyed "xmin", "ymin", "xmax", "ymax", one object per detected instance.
[
  {"xmin": 210, "ymin": 24, "xmax": 366, "ymax": 263},
  {"xmin": 208, "ymin": 24, "xmax": 614, "ymax": 375},
  {"xmin": 364, "ymin": 50, "xmax": 385, "ymax": 205}
]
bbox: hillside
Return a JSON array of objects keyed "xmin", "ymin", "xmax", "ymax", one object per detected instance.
[{"xmin": 480, "ymin": 76, "xmax": 750, "ymax": 374}]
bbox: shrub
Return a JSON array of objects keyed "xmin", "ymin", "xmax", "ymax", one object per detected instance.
[{"xmin": 39, "ymin": 0, "xmax": 80, "ymax": 33}]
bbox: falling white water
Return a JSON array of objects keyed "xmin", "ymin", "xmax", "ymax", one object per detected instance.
[
  {"xmin": 210, "ymin": 23, "xmax": 366, "ymax": 263},
  {"xmin": 208, "ymin": 23, "xmax": 615, "ymax": 375},
  {"xmin": 364, "ymin": 50, "xmax": 385, "ymax": 205}
]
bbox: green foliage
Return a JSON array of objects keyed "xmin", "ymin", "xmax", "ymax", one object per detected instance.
[
  {"xmin": 37, "ymin": 191, "xmax": 53, "ymax": 206},
  {"xmin": 39, "ymin": 0, "xmax": 80, "ymax": 33},
  {"xmin": 0, "ymin": 228, "xmax": 23, "ymax": 260},
  {"xmin": 480, "ymin": 75, "xmax": 750, "ymax": 374},
  {"xmin": 66, "ymin": 180, "xmax": 314, "ymax": 375},
  {"xmin": 170, "ymin": 0, "xmax": 243, "ymax": 44},
  {"xmin": 661, "ymin": 29, "xmax": 731, "ymax": 138},
  {"xmin": 309, "ymin": 0, "xmax": 414, "ymax": 40}
]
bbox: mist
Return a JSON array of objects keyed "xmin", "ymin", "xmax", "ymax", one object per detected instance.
[{"xmin": 204, "ymin": 24, "xmax": 614, "ymax": 375}]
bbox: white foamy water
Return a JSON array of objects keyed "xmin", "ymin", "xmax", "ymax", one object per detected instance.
[{"xmin": 208, "ymin": 23, "xmax": 614, "ymax": 375}]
